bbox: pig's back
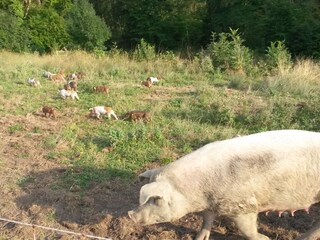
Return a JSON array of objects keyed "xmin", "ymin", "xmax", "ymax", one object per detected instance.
[
  {"xmin": 163, "ymin": 130, "xmax": 320, "ymax": 214},
  {"xmin": 170, "ymin": 130, "xmax": 320, "ymax": 170}
]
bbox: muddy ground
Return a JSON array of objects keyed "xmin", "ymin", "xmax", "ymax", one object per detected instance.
[{"xmin": 0, "ymin": 113, "xmax": 319, "ymax": 240}]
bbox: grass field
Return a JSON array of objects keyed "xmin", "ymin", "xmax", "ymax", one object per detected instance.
[
  {"xmin": 1, "ymin": 50, "xmax": 320, "ymax": 187},
  {"xmin": 0, "ymin": 50, "xmax": 319, "ymax": 239}
]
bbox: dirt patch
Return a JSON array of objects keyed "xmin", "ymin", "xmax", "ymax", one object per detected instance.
[
  {"xmin": 137, "ymin": 85, "xmax": 196, "ymax": 102},
  {"xmin": 0, "ymin": 114, "xmax": 319, "ymax": 239}
]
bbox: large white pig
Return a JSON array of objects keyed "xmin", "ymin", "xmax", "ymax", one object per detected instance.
[{"xmin": 128, "ymin": 130, "xmax": 320, "ymax": 240}]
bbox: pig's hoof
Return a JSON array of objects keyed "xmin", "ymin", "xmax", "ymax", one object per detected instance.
[
  {"xmin": 195, "ymin": 229, "xmax": 210, "ymax": 240},
  {"xmin": 254, "ymin": 234, "xmax": 270, "ymax": 240}
]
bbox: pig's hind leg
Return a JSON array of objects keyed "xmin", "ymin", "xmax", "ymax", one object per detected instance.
[
  {"xmin": 232, "ymin": 213, "xmax": 270, "ymax": 240},
  {"xmin": 195, "ymin": 210, "xmax": 215, "ymax": 240}
]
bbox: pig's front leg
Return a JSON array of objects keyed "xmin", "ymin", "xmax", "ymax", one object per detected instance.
[
  {"xmin": 232, "ymin": 213, "xmax": 270, "ymax": 240},
  {"xmin": 195, "ymin": 210, "xmax": 215, "ymax": 240}
]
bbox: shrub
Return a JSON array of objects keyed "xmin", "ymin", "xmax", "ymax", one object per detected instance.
[
  {"xmin": 207, "ymin": 28, "xmax": 253, "ymax": 74},
  {"xmin": 266, "ymin": 40, "xmax": 292, "ymax": 74},
  {"xmin": 132, "ymin": 38, "xmax": 156, "ymax": 61},
  {"xmin": 194, "ymin": 49, "xmax": 214, "ymax": 73}
]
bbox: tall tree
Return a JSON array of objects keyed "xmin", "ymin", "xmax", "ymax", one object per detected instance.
[
  {"xmin": 25, "ymin": 7, "xmax": 70, "ymax": 53},
  {"xmin": 0, "ymin": 0, "xmax": 24, "ymax": 18},
  {"xmin": 90, "ymin": 0, "xmax": 206, "ymax": 51},
  {"xmin": 66, "ymin": 0, "xmax": 111, "ymax": 51},
  {"xmin": 89, "ymin": 0, "xmax": 127, "ymax": 46},
  {"xmin": 0, "ymin": 0, "xmax": 28, "ymax": 52},
  {"xmin": 0, "ymin": 9, "xmax": 29, "ymax": 52},
  {"xmin": 204, "ymin": 0, "xmax": 320, "ymax": 57}
]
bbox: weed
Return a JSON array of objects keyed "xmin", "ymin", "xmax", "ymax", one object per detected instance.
[
  {"xmin": 45, "ymin": 151, "xmax": 59, "ymax": 160},
  {"xmin": 46, "ymin": 209, "xmax": 56, "ymax": 221},
  {"xmin": 42, "ymin": 135, "xmax": 59, "ymax": 150},
  {"xmin": 17, "ymin": 176, "xmax": 35, "ymax": 187},
  {"xmin": 16, "ymin": 152, "xmax": 29, "ymax": 158},
  {"xmin": 8, "ymin": 123, "xmax": 24, "ymax": 134},
  {"xmin": 32, "ymin": 127, "xmax": 41, "ymax": 133}
]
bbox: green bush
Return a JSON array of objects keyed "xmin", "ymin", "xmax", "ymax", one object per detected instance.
[
  {"xmin": 266, "ymin": 40, "xmax": 292, "ymax": 74},
  {"xmin": 132, "ymin": 38, "xmax": 156, "ymax": 61},
  {"xmin": 207, "ymin": 28, "xmax": 253, "ymax": 74}
]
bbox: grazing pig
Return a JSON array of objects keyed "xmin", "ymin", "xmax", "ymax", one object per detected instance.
[
  {"xmin": 141, "ymin": 79, "xmax": 152, "ymax": 88},
  {"xmin": 146, "ymin": 76, "xmax": 160, "ymax": 84},
  {"xmin": 93, "ymin": 86, "xmax": 109, "ymax": 94},
  {"xmin": 122, "ymin": 110, "xmax": 151, "ymax": 122},
  {"xmin": 89, "ymin": 106, "xmax": 118, "ymax": 120},
  {"xmin": 27, "ymin": 78, "xmax": 41, "ymax": 88},
  {"xmin": 128, "ymin": 130, "xmax": 320, "ymax": 240},
  {"xmin": 76, "ymin": 71, "xmax": 86, "ymax": 80},
  {"xmin": 50, "ymin": 70, "xmax": 65, "ymax": 82},
  {"xmin": 58, "ymin": 89, "xmax": 79, "ymax": 100},
  {"xmin": 73, "ymin": 71, "xmax": 85, "ymax": 80},
  {"xmin": 42, "ymin": 106, "xmax": 55, "ymax": 118},
  {"xmin": 43, "ymin": 71, "xmax": 53, "ymax": 79},
  {"xmin": 64, "ymin": 80, "xmax": 77, "ymax": 92},
  {"xmin": 67, "ymin": 72, "xmax": 86, "ymax": 81}
]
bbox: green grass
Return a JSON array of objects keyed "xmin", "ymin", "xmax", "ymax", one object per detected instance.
[
  {"xmin": 1, "ymin": 51, "xmax": 319, "ymax": 189},
  {"xmin": 8, "ymin": 123, "xmax": 24, "ymax": 134},
  {"xmin": 16, "ymin": 176, "xmax": 35, "ymax": 187}
]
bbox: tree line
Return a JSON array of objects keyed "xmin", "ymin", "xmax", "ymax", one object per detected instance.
[{"xmin": 1, "ymin": 0, "xmax": 320, "ymax": 57}]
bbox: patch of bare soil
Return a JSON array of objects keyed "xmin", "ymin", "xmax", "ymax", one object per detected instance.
[
  {"xmin": 139, "ymin": 86, "xmax": 196, "ymax": 102},
  {"xmin": 0, "ymin": 114, "xmax": 319, "ymax": 239}
]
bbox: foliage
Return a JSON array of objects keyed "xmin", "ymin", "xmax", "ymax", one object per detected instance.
[
  {"xmin": 95, "ymin": 0, "xmax": 207, "ymax": 50},
  {"xmin": 132, "ymin": 38, "xmax": 156, "ymax": 61},
  {"xmin": 204, "ymin": 0, "xmax": 320, "ymax": 57},
  {"xmin": 266, "ymin": 40, "xmax": 292, "ymax": 74},
  {"xmin": 25, "ymin": 7, "xmax": 70, "ymax": 53},
  {"xmin": 0, "ymin": 10, "xmax": 29, "ymax": 52},
  {"xmin": 0, "ymin": 0, "xmax": 24, "ymax": 19},
  {"xmin": 41, "ymin": 0, "xmax": 73, "ymax": 15},
  {"xmin": 207, "ymin": 28, "xmax": 253, "ymax": 73},
  {"xmin": 65, "ymin": 0, "xmax": 111, "ymax": 51},
  {"xmin": 0, "ymin": 0, "xmax": 320, "ymax": 57}
]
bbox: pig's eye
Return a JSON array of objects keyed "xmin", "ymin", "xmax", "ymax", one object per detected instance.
[{"xmin": 148, "ymin": 196, "xmax": 164, "ymax": 206}]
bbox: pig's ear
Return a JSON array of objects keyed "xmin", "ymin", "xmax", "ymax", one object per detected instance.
[
  {"xmin": 138, "ymin": 168, "xmax": 161, "ymax": 182},
  {"xmin": 147, "ymin": 196, "xmax": 164, "ymax": 206},
  {"xmin": 140, "ymin": 181, "xmax": 170, "ymax": 205}
]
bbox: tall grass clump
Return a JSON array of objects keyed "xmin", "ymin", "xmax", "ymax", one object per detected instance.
[{"xmin": 262, "ymin": 59, "xmax": 320, "ymax": 97}]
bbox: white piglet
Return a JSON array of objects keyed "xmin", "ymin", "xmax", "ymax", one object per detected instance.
[
  {"xmin": 89, "ymin": 106, "xmax": 118, "ymax": 120},
  {"xmin": 27, "ymin": 78, "xmax": 41, "ymax": 87},
  {"xmin": 129, "ymin": 130, "xmax": 320, "ymax": 240},
  {"xmin": 43, "ymin": 71, "xmax": 53, "ymax": 79},
  {"xmin": 146, "ymin": 76, "xmax": 160, "ymax": 84},
  {"xmin": 58, "ymin": 89, "xmax": 79, "ymax": 100}
]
